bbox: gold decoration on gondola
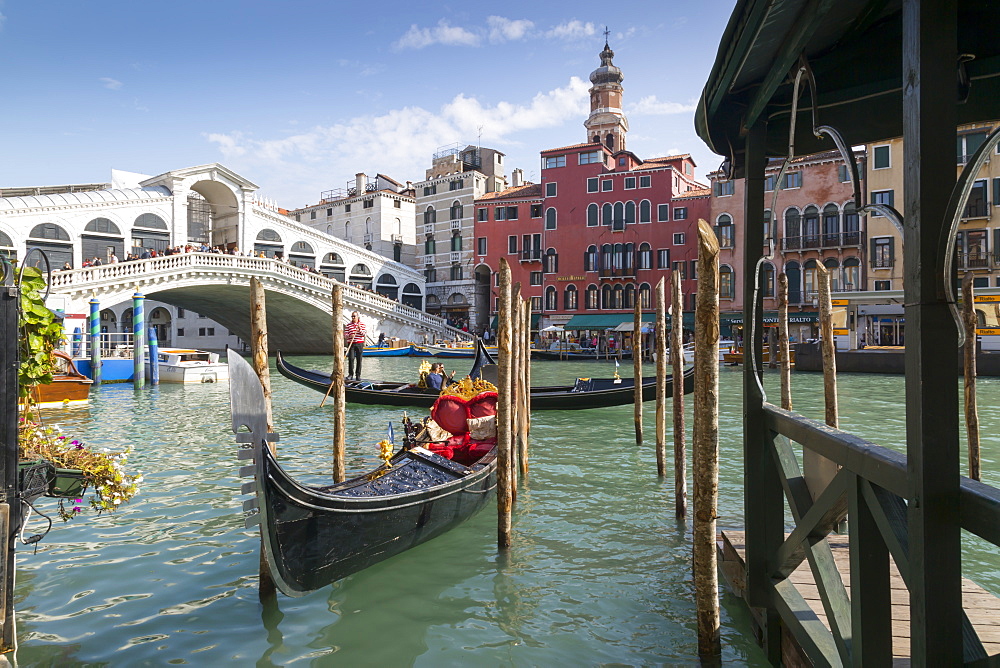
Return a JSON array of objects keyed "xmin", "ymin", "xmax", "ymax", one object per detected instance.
[
  {"xmin": 416, "ymin": 360, "xmax": 432, "ymax": 389},
  {"xmin": 440, "ymin": 376, "xmax": 498, "ymax": 400},
  {"xmin": 377, "ymin": 439, "xmax": 394, "ymax": 467}
]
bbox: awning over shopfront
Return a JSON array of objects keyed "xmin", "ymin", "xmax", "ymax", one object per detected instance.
[{"xmin": 563, "ymin": 312, "xmax": 697, "ymax": 330}]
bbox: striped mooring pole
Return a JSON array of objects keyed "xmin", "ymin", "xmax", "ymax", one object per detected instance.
[
  {"xmin": 132, "ymin": 290, "xmax": 145, "ymax": 390},
  {"xmin": 88, "ymin": 296, "xmax": 102, "ymax": 386},
  {"xmin": 148, "ymin": 324, "xmax": 160, "ymax": 386}
]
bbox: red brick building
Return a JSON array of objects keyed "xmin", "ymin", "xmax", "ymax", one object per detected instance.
[{"xmin": 473, "ymin": 42, "xmax": 709, "ymax": 332}]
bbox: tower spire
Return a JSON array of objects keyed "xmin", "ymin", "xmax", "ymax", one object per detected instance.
[{"xmin": 584, "ymin": 35, "xmax": 628, "ymax": 152}]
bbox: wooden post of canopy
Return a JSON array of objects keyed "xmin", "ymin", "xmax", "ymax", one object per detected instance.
[
  {"xmin": 330, "ymin": 285, "xmax": 346, "ymax": 483},
  {"xmin": 519, "ymin": 299, "xmax": 530, "ymax": 475},
  {"xmin": 497, "ymin": 259, "xmax": 513, "ymax": 549},
  {"xmin": 249, "ymin": 277, "xmax": 276, "ymax": 598},
  {"xmin": 804, "ymin": 265, "xmax": 839, "ymax": 501},
  {"xmin": 655, "ymin": 277, "xmax": 667, "ymax": 478},
  {"xmin": 671, "ymin": 270, "xmax": 687, "ymax": 519},
  {"xmin": 777, "ymin": 273, "xmax": 792, "ymax": 410},
  {"xmin": 692, "ymin": 220, "xmax": 720, "ymax": 658},
  {"xmin": 633, "ymin": 298, "xmax": 643, "ymax": 446},
  {"xmin": 963, "ymin": 273, "xmax": 981, "ymax": 480}
]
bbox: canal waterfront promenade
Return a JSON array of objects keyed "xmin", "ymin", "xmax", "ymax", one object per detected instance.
[{"xmin": 11, "ymin": 357, "xmax": 1000, "ymax": 664}]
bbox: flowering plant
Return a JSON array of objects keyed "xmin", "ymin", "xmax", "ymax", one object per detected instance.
[{"xmin": 18, "ymin": 417, "xmax": 142, "ymax": 519}]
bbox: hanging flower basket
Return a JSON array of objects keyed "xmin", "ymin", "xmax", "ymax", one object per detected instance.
[
  {"xmin": 48, "ymin": 468, "xmax": 90, "ymax": 498},
  {"xmin": 18, "ymin": 459, "xmax": 54, "ymax": 501}
]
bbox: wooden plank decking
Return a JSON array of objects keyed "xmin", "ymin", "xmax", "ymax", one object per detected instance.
[{"xmin": 718, "ymin": 530, "xmax": 1000, "ymax": 666}]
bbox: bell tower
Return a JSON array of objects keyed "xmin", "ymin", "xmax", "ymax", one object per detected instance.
[{"xmin": 584, "ymin": 32, "xmax": 629, "ymax": 152}]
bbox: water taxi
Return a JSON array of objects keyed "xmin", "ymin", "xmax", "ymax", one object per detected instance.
[{"xmin": 150, "ymin": 348, "xmax": 229, "ymax": 384}]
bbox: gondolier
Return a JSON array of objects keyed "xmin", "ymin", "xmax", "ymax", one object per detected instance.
[{"xmin": 345, "ymin": 312, "xmax": 366, "ymax": 380}]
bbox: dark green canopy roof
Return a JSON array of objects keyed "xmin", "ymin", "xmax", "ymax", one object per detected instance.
[{"xmin": 695, "ymin": 0, "xmax": 1000, "ymax": 178}]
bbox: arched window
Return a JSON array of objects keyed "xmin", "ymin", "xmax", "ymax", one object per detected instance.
[
  {"xmin": 291, "ymin": 241, "xmax": 313, "ymax": 253},
  {"xmin": 613, "ymin": 202, "xmax": 625, "ymax": 230},
  {"xmin": 823, "ymin": 204, "xmax": 841, "ymax": 245},
  {"xmin": 786, "ymin": 261, "xmax": 802, "ymax": 304},
  {"xmin": 544, "ymin": 248, "xmax": 558, "ymax": 273},
  {"xmin": 564, "ymin": 284, "xmax": 579, "ymax": 310},
  {"xmin": 823, "ymin": 257, "xmax": 841, "ymax": 292},
  {"xmin": 545, "ymin": 286, "xmax": 558, "ymax": 311},
  {"xmin": 843, "ymin": 257, "xmax": 861, "ymax": 291},
  {"xmin": 451, "ymin": 232, "xmax": 462, "ymax": 252},
  {"xmin": 424, "ymin": 265, "xmax": 437, "ymax": 282},
  {"xmin": 784, "ymin": 208, "xmax": 801, "ymax": 249},
  {"xmin": 602, "ymin": 203, "xmax": 612, "ymax": 226},
  {"xmin": 639, "ymin": 200, "xmax": 651, "ymax": 223},
  {"xmin": 803, "ymin": 259, "xmax": 818, "ymax": 301},
  {"xmin": 85, "ymin": 218, "xmax": 121, "ymax": 235},
  {"xmin": 623, "ymin": 283, "xmax": 636, "ymax": 309},
  {"xmin": 425, "ymin": 236, "xmax": 436, "ymax": 255},
  {"xmin": 256, "ymin": 228, "xmax": 282, "ymax": 242},
  {"xmin": 587, "ymin": 203, "xmax": 599, "ymax": 227},
  {"xmin": 612, "ymin": 284, "xmax": 624, "ymax": 309},
  {"xmin": 843, "ymin": 202, "xmax": 860, "ymax": 243},
  {"xmin": 352, "ymin": 263, "xmax": 371, "ymax": 276},
  {"xmin": 623, "ymin": 243, "xmax": 634, "ymax": 274},
  {"xmin": 613, "ymin": 243, "xmax": 624, "ymax": 271},
  {"xmin": 803, "ymin": 206, "xmax": 820, "ymax": 247},
  {"xmin": 605, "ymin": 133, "xmax": 615, "ymax": 150},
  {"xmin": 450, "ymin": 200, "xmax": 462, "ymax": 220},
  {"xmin": 0, "ymin": 231, "xmax": 12, "ymax": 248},
  {"xmin": 637, "ymin": 242, "xmax": 652, "ymax": 270},
  {"xmin": 545, "ymin": 207, "xmax": 556, "ymax": 230},
  {"xmin": 586, "ymin": 284, "xmax": 599, "ymax": 309},
  {"xmin": 762, "ymin": 262, "xmax": 775, "ymax": 297},
  {"xmin": 133, "ymin": 213, "xmax": 167, "ymax": 229},
  {"xmin": 344, "ymin": 221, "xmax": 352, "ymax": 243},
  {"xmin": 601, "ymin": 284, "xmax": 612, "ymax": 309},
  {"xmin": 365, "ymin": 218, "xmax": 372, "ymax": 234},
  {"xmin": 624, "ymin": 201, "xmax": 636, "ymax": 225},
  {"xmin": 585, "ymin": 245, "xmax": 598, "ymax": 271},
  {"xmin": 327, "ymin": 225, "xmax": 333, "ymax": 235},
  {"xmin": 601, "ymin": 244, "xmax": 613, "ymax": 273},
  {"xmin": 715, "ymin": 214, "xmax": 734, "ymax": 248},
  {"xmin": 424, "ymin": 206, "xmax": 436, "ymax": 225},
  {"xmin": 323, "ymin": 252, "xmax": 344, "ymax": 265},
  {"xmin": 719, "ymin": 265, "xmax": 735, "ymax": 299},
  {"xmin": 639, "ymin": 283, "xmax": 651, "ymax": 309}
]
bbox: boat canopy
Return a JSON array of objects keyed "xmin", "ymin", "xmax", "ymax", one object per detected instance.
[{"xmin": 695, "ymin": 0, "xmax": 1000, "ymax": 177}]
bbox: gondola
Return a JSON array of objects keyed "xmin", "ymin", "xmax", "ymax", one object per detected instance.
[
  {"xmin": 531, "ymin": 349, "xmax": 633, "ymax": 361},
  {"xmin": 226, "ymin": 350, "xmax": 497, "ymax": 596},
  {"xmin": 275, "ymin": 344, "xmax": 695, "ymax": 410}
]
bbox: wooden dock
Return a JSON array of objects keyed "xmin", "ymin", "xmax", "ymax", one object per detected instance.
[{"xmin": 718, "ymin": 530, "xmax": 1000, "ymax": 665}]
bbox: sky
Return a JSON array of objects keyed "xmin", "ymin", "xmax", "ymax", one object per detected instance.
[{"xmin": 0, "ymin": 1, "xmax": 736, "ymax": 210}]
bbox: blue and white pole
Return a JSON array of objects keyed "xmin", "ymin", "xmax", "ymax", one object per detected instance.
[
  {"xmin": 148, "ymin": 324, "xmax": 160, "ymax": 386},
  {"xmin": 88, "ymin": 296, "xmax": 101, "ymax": 386},
  {"xmin": 132, "ymin": 290, "xmax": 145, "ymax": 390}
]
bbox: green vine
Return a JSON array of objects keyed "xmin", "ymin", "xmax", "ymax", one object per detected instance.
[{"xmin": 17, "ymin": 266, "xmax": 64, "ymax": 401}]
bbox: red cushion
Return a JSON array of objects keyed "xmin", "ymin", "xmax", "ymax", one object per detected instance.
[
  {"xmin": 431, "ymin": 395, "xmax": 470, "ymax": 435},
  {"xmin": 464, "ymin": 438, "xmax": 496, "ymax": 461},
  {"xmin": 467, "ymin": 391, "xmax": 498, "ymax": 418},
  {"xmin": 424, "ymin": 444, "xmax": 454, "ymax": 460},
  {"xmin": 445, "ymin": 433, "xmax": 469, "ymax": 450}
]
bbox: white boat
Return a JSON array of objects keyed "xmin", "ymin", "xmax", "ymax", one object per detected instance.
[{"xmin": 148, "ymin": 348, "xmax": 229, "ymax": 384}]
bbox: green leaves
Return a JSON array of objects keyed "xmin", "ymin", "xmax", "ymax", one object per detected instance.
[{"xmin": 17, "ymin": 268, "xmax": 64, "ymax": 401}]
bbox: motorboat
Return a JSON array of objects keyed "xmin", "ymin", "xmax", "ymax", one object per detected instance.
[{"xmin": 149, "ymin": 348, "xmax": 229, "ymax": 383}]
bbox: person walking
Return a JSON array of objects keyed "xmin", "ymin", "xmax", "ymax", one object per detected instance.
[{"xmin": 344, "ymin": 311, "xmax": 366, "ymax": 380}]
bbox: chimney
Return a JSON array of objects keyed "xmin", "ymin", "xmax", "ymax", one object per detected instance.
[
  {"xmin": 511, "ymin": 168, "xmax": 523, "ymax": 188},
  {"xmin": 355, "ymin": 172, "xmax": 367, "ymax": 193}
]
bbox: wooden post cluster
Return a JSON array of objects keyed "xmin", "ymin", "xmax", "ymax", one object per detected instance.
[
  {"xmin": 496, "ymin": 259, "xmax": 514, "ymax": 549},
  {"xmin": 248, "ymin": 277, "xmax": 276, "ymax": 598},
  {"xmin": 633, "ymin": 299, "xmax": 643, "ymax": 446},
  {"xmin": 654, "ymin": 278, "xmax": 668, "ymax": 478},
  {"xmin": 777, "ymin": 273, "xmax": 792, "ymax": 410},
  {"xmin": 692, "ymin": 220, "xmax": 721, "ymax": 658},
  {"xmin": 962, "ymin": 274, "xmax": 981, "ymax": 480},
  {"xmin": 671, "ymin": 270, "xmax": 687, "ymax": 519},
  {"xmin": 330, "ymin": 285, "xmax": 347, "ymax": 483}
]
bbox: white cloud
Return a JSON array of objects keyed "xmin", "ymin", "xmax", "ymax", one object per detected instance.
[
  {"xmin": 100, "ymin": 77, "xmax": 123, "ymax": 90},
  {"xmin": 546, "ymin": 20, "xmax": 596, "ymax": 40},
  {"xmin": 487, "ymin": 16, "xmax": 533, "ymax": 43},
  {"xmin": 628, "ymin": 95, "xmax": 696, "ymax": 115},
  {"xmin": 394, "ymin": 20, "xmax": 478, "ymax": 49},
  {"xmin": 205, "ymin": 78, "xmax": 590, "ymax": 207}
]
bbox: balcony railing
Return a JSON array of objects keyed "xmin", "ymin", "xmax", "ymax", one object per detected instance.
[
  {"xmin": 423, "ymin": 223, "xmax": 434, "ymax": 236},
  {"xmin": 520, "ymin": 249, "xmax": 541, "ymax": 262},
  {"xmin": 363, "ymin": 233, "xmax": 374, "ymax": 243},
  {"xmin": 450, "ymin": 219, "xmax": 462, "ymax": 231},
  {"xmin": 782, "ymin": 231, "xmax": 863, "ymax": 251},
  {"xmin": 871, "ymin": 257, "xmax": 894, "ymax": 269},
  {"xmin": 956, "ymin": 252, "xmax": 991, "ymax": 270},
  {"xmin": 962, "ymin": 201, "xmax": 989, "ymax": 219},
  {"xmin": 449, "ymin": 251, "xmax": 462, "ymax": 263},
  {"xmin": 598, "ymin": 266, "xmax": 637, "ymax": 278},
  {"xmin": 390, "ymin": 233, "xmax": 403, "ymax": 243}
]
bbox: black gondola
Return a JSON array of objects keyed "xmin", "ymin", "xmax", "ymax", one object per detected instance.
[
  {"xmin": 275, "ymin": 348, "xmax": 695, "ymax": 410},
  {"xmin": 227, "ymin": 350, "xmax": 497, "ymax": 596}
]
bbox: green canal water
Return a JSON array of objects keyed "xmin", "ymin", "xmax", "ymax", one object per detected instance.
[{"xmin": 14, "ymin": 358, "xmax": 1000, "ymax": 665}]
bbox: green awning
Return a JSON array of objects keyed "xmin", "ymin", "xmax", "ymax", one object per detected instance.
[
  {"xmin": 564, "ymin": 312, "xmax": 696, "ymax": 330},
  {"xmin": 695, "ymin": 0, "xmax": 1000, "ymax": 178}
]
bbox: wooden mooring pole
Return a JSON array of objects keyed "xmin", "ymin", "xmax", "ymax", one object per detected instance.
[
  {"xmin": 331, "ymin": 285, "xmax": 347, "ymax": 483},
  {"xmin": 963, "ymin": 273, "xmax": 981, "ymax": 480},
  {"xmin": 497, "ymin": 259, "xmax": 513, "ymax": 549},
  {"xmin": 671, "ymin": 270, "xmax": 687, "ymax": 519},
  {"xmin": 633, "ymin": 298, "xmax": 643, "ymax": 446},
  {"xmin": 519, "ymin": 299, "xmax": 530, "ymax": 475},
  {"xmin": 777, "ymin": 273, "xmax": 792, "ymax": 411},
  {"xmin": 805, "ymin": 265, "xmax": 839, "ymax": 500},
  {"xmin": 510, "ymin": 285, "xmax": 522, "ymax": 493},
  {"xmin": 693, "ymin": 220, "xmax": 720, "ymax": 658},
  {"xmin": 248, "ymin": 277, "xmax": 276, "ymax": 598},
  {"xmin": 654, "ymin": 277, "xmax": 667, "ymax": 478}
]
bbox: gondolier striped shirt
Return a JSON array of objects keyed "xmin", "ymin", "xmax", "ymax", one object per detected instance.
[{"xmin": 345, "ymin": 320, "xmax": 366, "ymax": 345}]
